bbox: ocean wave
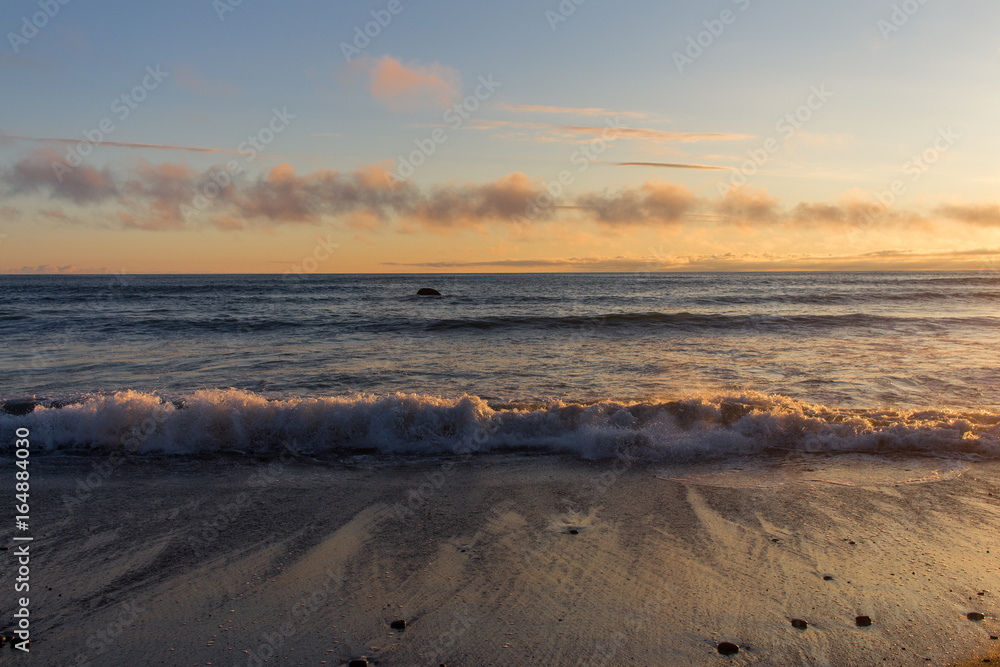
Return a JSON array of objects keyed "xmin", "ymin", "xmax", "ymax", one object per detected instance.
[
  {"xmin": 419, "ymin": 312, "xmax": 999, "ymax": 333},
  {"xmin": 3, "ymin": 389, "xmax": 998, "ymax": 461}
]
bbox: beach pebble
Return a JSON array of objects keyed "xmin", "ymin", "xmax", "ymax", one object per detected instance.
[
  {"xmin": 717, "ymin": 641, "xmax": 740, "ymax": 655},
  {"xmin": 390, "ymin": 619, "xmax": 406, "ymax": 630},
  {"xmin": 967, "ymin": 612, "xmax": 985, "ymax": 621},
  {"xmin": 855, "ymin": 615, "xmax": 872, "ymax": 627},
  {"xmin": 791, "ymin": 619, "xmax": 808, "ymax": 629}
]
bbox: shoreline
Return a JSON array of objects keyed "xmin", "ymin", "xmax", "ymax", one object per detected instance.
[{"xmin": 10, "ymin": 453, "xmax": 999, "ymax": 665}]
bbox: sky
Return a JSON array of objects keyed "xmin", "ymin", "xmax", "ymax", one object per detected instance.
[{"xmin": 2, "ymin": 0, "xmax": 1000, "ymax": 273}]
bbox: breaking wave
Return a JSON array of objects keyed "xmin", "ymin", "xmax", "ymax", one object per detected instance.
[{"xmin": 3, "ymin": 389, "xmax": 998, "ymax": 461}]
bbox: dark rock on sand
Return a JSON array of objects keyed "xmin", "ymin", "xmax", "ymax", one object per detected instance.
[
  {"xmin": 968, "ymin": 612, "xmax": 986, "ymax": 621},
  {"xmin": 717, "ymin": 642, "xmax": 740, "ymax": 655},
  {"xmin": 348, "ymin": 660, "xmax": 369, "ymax": 667},
  {"xmin": 390, "ymin": 619, "xmax": 406, "ymax": 630},
  {"xmin": 417, "ymin": 288, "xmax": 442, "ymax": 296},
  {"xmin": 856, "ymin": 615, "xmax": 872, "ymax": 627},
  {"xmin": 791, "ymin": 619, "xmax": 808, "ymax": 629},
  {"xmin": 823, "ymin": 575, "xmax": 834, "ymax": 581},
  {"xmin": 568, "ymin": 529, "xmax": 579, "ymax": 535}
]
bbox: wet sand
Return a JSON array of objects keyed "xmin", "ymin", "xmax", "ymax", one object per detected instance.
[{"xmin": 12, "ymin": 453, "xmax": 1000, "ymax": 665}]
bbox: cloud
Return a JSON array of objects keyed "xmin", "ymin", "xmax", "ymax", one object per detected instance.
[
  {"xmin": 617, "ymin": 161, "xmax": 728, "ymax": 171},
  {"xmin": 118, "ymin": 160, "xmax": 203, "ymax": 230},
  {"xmin": 466, "ymin": 119, "xmax": 751, "ymax": 144},
  {"xmin": 345, "ymin": 55, "xmax": 461, "ymax": 111},
  {"xmin": 235, "ymin": 162, "xmax": 420, "ymax": 225},
  {"xmin": 173, "ymin": 65, "xmax": 241, "ymax": 97},
  {"xmin": 4, "ymin": 149, "xmax": 997, "ymax": 237},
  {"xmin": 37, "ymin": 206, "xmax": 70, "ymax": 220},
  {"xmin": 496, "ymin": 103, "xmax": 646, "ymax": 119},
  {"xmin": 414, "ymin": 173, "xmax": 552, "ymax": 229},
  {"xmin": 716, "ymin": 186, "xmax": 781, "ymax": 222},
  {"xmin": 5, "ymin": 264, "xmax": 109, "ymax": 275},
  {"xmin": 3, "ymin": 148, "xmax": 118, "ymax": 204},
  {"xmin": 575, "ymin": 181, "xmax": 697, "ymax": 226},
  {"xmin": 0, "ymin": 133, "xmax": 234, "ymax": 154},
  {"xmin": 935, "ymin": 203, "xmax": 1000, "ymax": 227},
  {"xmin": 382, "ymin": 248, "xmax": 1000, "ymax": 272}
]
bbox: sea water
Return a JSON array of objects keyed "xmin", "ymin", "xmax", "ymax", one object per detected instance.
[{"xmin": 1, "ymin": 272, "xmax": 997, "ymax": 458}]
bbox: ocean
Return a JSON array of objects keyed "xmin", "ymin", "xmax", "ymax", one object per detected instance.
[{"xmin": 1, "ymin": 271, "xmax": 998, "ymax": 459}]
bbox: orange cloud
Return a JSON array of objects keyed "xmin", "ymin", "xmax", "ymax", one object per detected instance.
[
  {"xmin": 4, "ymin": 149, "xmax": 994, "ymax": 238},
  {"xmin": 575, "ymin": 180, "xmax": 697, "ymax": 226},
  {"xmin": 346, "ymin": 55, "xmax": 461, "ymax": 111},
  {"xmin": 617, "ymin": 162, "xmax": 727, "ymax": 170},
  {"xmin": 716, "ymin": 185, "xmax": 780, "ymax": 222},
  {"xmin": 935, "ymin": 203, "xmax": 1000, "ymax": 227},
  {"xmin": 414, "ymin": 172, "xmax": 552, "ymax": 231},
  {"xmin": 496, "ymin": 103, "xmax": 646, "ymax": 118},
  {"xmin": 466, "ymin": 119, "xmax": 750, "ymax": 144}
]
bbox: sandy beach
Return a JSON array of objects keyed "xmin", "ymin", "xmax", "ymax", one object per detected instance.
[{"xmin": 10, "ymin": 452, "xmax": 997, "ymax": 666}]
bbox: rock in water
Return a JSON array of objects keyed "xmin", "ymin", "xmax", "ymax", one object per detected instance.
[
  {"xmin": 717, "ymin": 642, "xmax": 740, "ymax": 655},
  {"xmin": 390, "ymin": 619, "xmax": 406, "ymax": 630},
  {"xmin": 968, "ymin": 612, "xmax": 986, "ymax": 621},
  {"xmin": 720, "ymin": 401, "xmax": 752, "ymax": 424},
  {"xmin": 2, "ymin": 399, "xmax": 37, "ymax": 416},
  {"xmin": 791, "ymin": 619, "xmax": 808, "ymax": 629},
  {"xmin": 417, "ymin": 288, "xmax": 442, "ymax": 296},
  {"xmin": 855, "ymin": 615, "xmax": 872, "ymax": 627}
]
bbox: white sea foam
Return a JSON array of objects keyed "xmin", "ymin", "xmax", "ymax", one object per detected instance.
[{"xmin": 3, "ymin": 389, "xmax": 998, "ymax": 460}]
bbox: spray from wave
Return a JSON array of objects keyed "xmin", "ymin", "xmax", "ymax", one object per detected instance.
[{"xmin": 3, "ymin": 389, "xmax": 998, "ymax": 461}]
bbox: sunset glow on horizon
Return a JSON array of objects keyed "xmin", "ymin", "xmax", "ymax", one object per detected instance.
[{"xmin": 3, "ymin": 0, "xmax": 1000, "ymax": 274}]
